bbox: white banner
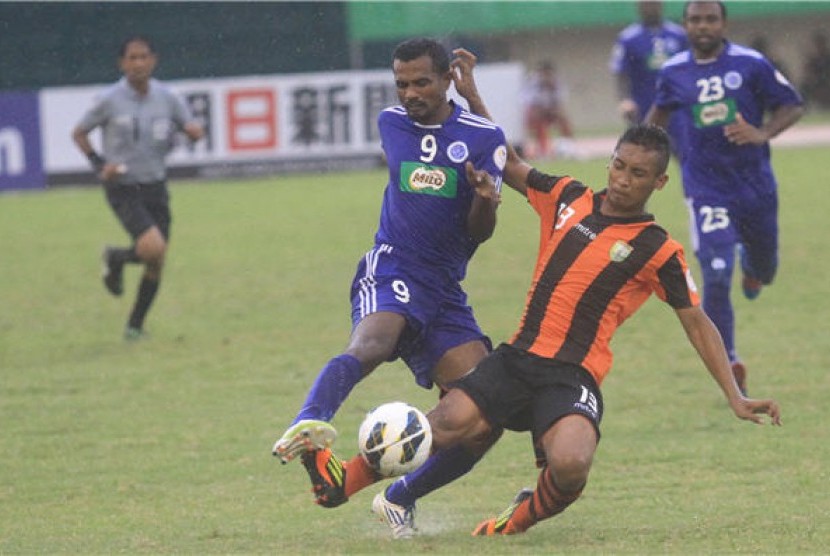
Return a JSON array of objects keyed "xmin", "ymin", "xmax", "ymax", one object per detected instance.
[{"xmin": 41, "ymin": 63, "xmax": 523, "ymax": 178}]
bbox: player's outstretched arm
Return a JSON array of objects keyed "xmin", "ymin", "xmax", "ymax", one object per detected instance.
[
  {"xmin": 675, "ymin": 306, "xmax": 782, "ymax": 426},
  {"xmin": 451, "ymin": 48, "xmax": 531, "ymax": 197}
]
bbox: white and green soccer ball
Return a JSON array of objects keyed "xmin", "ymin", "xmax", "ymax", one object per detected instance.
[{"xmin": 358, "ymin": 401, "xmax": 432, "ymax": 478}]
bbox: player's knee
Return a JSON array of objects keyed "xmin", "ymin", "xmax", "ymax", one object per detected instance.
[
  {"xmin": 427, "ymin": 389, "xmax": 488, "ymax": 451},
  {"xmin": 135, "ymin": 231, "xmax": 167, "ymax": 266},
  {"xmin": 347, "ymin": 341, "xmax": 395, "ymax": 372},
  {"xmin": 548, "ymin": 450, "xmax": 592, "ymax": 491},
  {"xmin": 464, "ymin": 425, "xmax": 503, "ymax": 458}
]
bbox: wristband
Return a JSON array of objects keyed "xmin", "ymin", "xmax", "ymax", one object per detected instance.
[{"xmin": 87, "ymin": 151, "xmax": 106, "ymax": 172}]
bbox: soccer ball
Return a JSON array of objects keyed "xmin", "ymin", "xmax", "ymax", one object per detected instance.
[{"xmin": 358, "ymin": 401, "xmax": 432, "ymax": 478}]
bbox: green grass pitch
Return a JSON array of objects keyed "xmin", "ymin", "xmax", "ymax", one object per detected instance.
[{"xmin": 1, "ymin": 146, "xmax": 828, "ymax": 553}]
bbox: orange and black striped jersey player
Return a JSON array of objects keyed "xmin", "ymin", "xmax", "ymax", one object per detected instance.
[{"xmin": 396, "ymin": 48, "xmax": 782, "ymax": 538}]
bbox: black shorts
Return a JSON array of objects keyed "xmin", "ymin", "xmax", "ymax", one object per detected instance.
[
  {"xmin": 452, "ymin": 343, "xmax": 603, "ymax": 449},
  {"xmin": 105, "ymin": 181, "xmax": 171, "ymax": 241}
]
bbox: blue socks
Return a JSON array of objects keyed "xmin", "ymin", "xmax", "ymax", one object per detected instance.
[
  {"xmin": 293, "ymin": 354, "xmax": 363, "ymax": 424},
  {"xmin": 702, "ymin": 281, "xmax": 736, "ymax": 362},
  {"xmin": 385, "ymin": 444, "xmax": 479, "ymax": 507}
]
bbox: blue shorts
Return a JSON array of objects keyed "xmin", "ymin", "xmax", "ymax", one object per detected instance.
[
  {"xmin": 350, "ymin": 244, "xmax": 490, "ymax": 390},
  {"xmin": 686, "ymin": 191, "xmax": 779, "ymax": 284}
]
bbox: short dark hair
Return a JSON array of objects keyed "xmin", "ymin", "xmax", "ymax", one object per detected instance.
[
  {"xmin": 615, "ymin": 124, "xmax": 671, "ymax": 174},
  {"xmin": 392, "ymin": 38, "xmax": 450, "ymax": 74},
  {"xmin": 683, "ymin": 1, "xmax": 727, "ymax": 20},
  {"xmin": 119, "ymin": 35, "xmax": 155, "ymax": 57}
]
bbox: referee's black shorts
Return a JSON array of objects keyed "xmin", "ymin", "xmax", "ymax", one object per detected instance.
[{"xmin": 104, "ymin": 181, "xmax": 171, "ymax": 240}]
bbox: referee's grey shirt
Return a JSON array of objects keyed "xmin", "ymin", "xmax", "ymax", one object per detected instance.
[{"xmin": 76, "ymin": 77, "xmax": 195, "ymax": 185}]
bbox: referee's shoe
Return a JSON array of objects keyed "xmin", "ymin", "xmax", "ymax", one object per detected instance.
[{"xmin": 101, "ymin": 246, "xmax": 124, "ymax": 296}]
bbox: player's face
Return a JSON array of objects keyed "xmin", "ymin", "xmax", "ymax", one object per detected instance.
[
  {"xmin": 684, "ymin": 2, "xmax": 727, "ymax": 59},
  {"xmin": 604, "ymin": 143, "xmax": 668, "ymax": 217},
  {"xmin": 120, "ymin": 41, "xmax": 157, "ymax": 86},
  {"xmin": 638, "ymin": 1, "xmax": 663, "ymax": 27},
  {"xmin": 393, "ymin": 55, "xmax": 452, "ymax": 125}
]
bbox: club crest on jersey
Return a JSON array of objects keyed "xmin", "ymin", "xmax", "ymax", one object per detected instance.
[
  {"xmin": 399, "ymin": 161, "xmax": 458, "ymax": 198},
  {"xmin": 724, "ymin": 71, "xmax": 743, "ymax": 90},
  {"xmin": 609, "ymin": 240, "xmax": 633, "ymax": 263},
  {"xmin": 447, "ymin": 141, "xmax": 469, "ymax": 163}
]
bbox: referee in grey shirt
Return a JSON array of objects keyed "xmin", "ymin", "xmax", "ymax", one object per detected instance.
[{"xmin": 72, "ymin": 35, "xmax": 203, "ymax": 340}]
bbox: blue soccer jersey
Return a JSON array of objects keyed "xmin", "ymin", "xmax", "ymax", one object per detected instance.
[
  {"xmin": 610, "ymin": 20, "xmax": 688, "ymax": 120},
  {"xmin": 654, "ymin": 41, "xmax": 803, "ymax": 201},
  {"xmin": 375, "ymin": 101, "xmax": 507, "ymax": 281}
]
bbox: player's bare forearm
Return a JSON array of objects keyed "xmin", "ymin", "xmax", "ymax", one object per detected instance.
[
  {"xmin": 464, "ymin": 161, "xmax": 499, "ymax": 242},
  {"xmin": 761, "ymin": 103, "xmax": 804, "ymax": 141},
  {"xmin": 72, "ymin": 127, "xmax": 113, "ymax": 181},
  {"xmin": 502, "ymin": 148, "xmax": 530, "ymax": 197},
  {"xmin": 71, "ymin": 127, "xmax": 94, "ymax": 155},
  {"xmin": 451, "ymin": 48, "xmax": 494, "ymax": 121},
  {"xmin": 643, "ymin": 105, "xmax": 671, "ymax": 130},
  {"xmin": 615, "ymin": 75, "xmax": 638, "ymax": 124},
  {"xmin": 675, "ymin": 306, "xmax": 782, "ymax": 426},
  {"xmin": 725, "ymin": 105, "xmax": 803, "ymax": 146},
  {"xmin": 676, "ymin": 306, "xmax": 742, "ymax": 401},
  {"xmin": 467, "ymin": 198, "xmax": 498, "ymax": 243}
]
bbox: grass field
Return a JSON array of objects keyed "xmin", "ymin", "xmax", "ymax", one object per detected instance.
[{"xmin": 1, "ymin": 145, "xmax": 829, "ymax": 553}]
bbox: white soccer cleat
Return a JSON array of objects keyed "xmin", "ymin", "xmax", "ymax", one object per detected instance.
[
  {"xmin": 272, "ymin": 419, "xmax": 337, "ymax": 464},
  {"xmin": 372, "ymin": 488, "xmax": 416, "ymax": 539}
]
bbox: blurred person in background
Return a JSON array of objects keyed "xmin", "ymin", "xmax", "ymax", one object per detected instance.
[
  {"xmin": 72, "ymin": 36, "xmax": 203, "ymax": 340},
  {"xmin": 610, "ymin": 1, "xmax": 688, "ymax": 156},
  {"xmin": 645, "ymin": 1, "xmax": 803, "ymax": 395},
  {"xmin": 801, "ymin": 30, "xmax": 830, "ymax": 110},
  {"xmin": 520, "ymin": 60, "xmax": 579, "ymax": 160}
]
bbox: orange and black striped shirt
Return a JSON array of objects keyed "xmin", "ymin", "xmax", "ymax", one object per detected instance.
[{"xmin": 509, "ymin": 169, "xmax": 700, "ymax": 386}]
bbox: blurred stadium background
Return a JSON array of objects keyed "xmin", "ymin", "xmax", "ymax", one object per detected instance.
[
  {"xmin": 2, "ymin": 1, "xmax": 829, "ymax": 191},
  {"xmin": 3, "ymin": 5, "xmax": 830, "ymax": 551}
]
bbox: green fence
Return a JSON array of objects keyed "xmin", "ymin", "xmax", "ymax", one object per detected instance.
[
  {"xmin": 4, "ymin": 1, "xmax": 829, "ymax": 90},
  {"xmin": 346, "ymin": 1, "xmax": 830, "ymax": 41},
  {"xmin": 0, "ymin": 2, "xmax": 349, "ymax": 90}
]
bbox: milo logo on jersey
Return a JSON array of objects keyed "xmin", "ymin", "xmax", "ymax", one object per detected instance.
[
  {"xmin": 692, "ymin": 97, "xmax": 738, "ymax": 128},
  {"xmin": 400, "ymin": 162, "xmax": 458, "ymax": 198}
]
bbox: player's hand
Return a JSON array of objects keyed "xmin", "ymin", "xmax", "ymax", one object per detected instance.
[
  {"xmin": 723, "ymin": 112, "xmax": 767, "ymax": 146},
  {"xmin": 730, "ymin": 395, "xmax": 782, "ymax": 426},
  {"xmin": 465, "ymin": 161, "xmax": 501, "ymax": 204},
  {"xmin": 618, "ymin": 99, "xmax": 638, "ymax": 125},
  {"xmin": 451, "ymin": 48, "xmax": 480, "ymax": 102},
  {"xmin": 99, "ymin": 162, "xmax": 127, "ymax": 182}
]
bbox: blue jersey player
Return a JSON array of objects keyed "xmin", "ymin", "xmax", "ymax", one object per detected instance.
[
  {"xmin": 610, "ymin": 1, "xmax": 688, "ymax": 154},
  {"xmin": 273, "ymin": 38, "xmax": 507, "ymax": 537},
  {"xmin": 646, "ymin": 1, "xmax": 803, "ymax": 395}
]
